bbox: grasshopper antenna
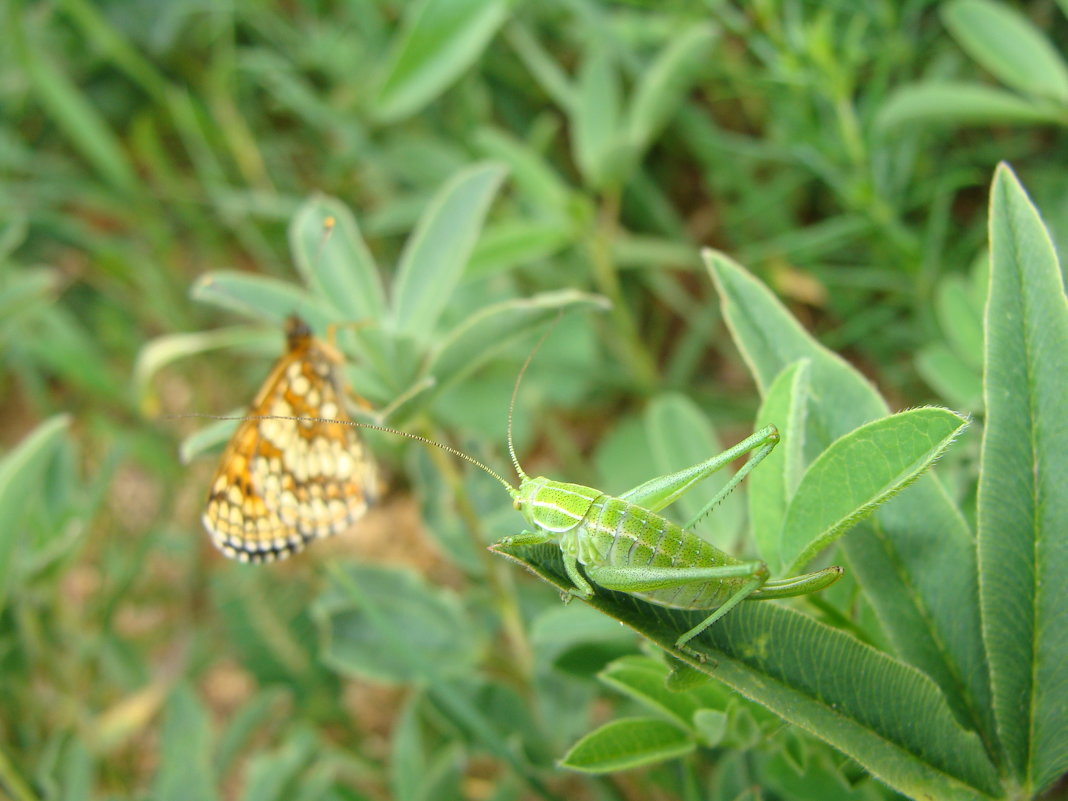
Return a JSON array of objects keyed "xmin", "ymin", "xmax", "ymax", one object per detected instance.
[{"xmin": 507, "ymin": 315, "xmax": 562, "ymax": 481}]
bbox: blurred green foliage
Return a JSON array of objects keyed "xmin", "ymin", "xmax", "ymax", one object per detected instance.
[{"xmin": 2, "ymin": 1, "xmax": 1067, "ymax": 799}]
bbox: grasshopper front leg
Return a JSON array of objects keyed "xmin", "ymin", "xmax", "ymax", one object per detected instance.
[
  {"xmin": 497, "ymin": 529, "xmax": 594, "ymax": 599},
  {"xmin": 619, "ymin": 426, "xmax": 779, "ymax": 525}
]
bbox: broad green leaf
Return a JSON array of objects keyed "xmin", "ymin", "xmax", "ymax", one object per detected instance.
[
  {"xmin": 190, "ymin": 272, "xmax": 335, "ymax": 332},
  {"xmin": 781, "ymin": 408, "xmax": 969, "ymax": 573},
  {"xmin": 0, "ymin": 415, "xmax": 70, "ymax": 615},
  {"xmin": 559, "ymin": 717, "xmax": 694, "ymax": 773},
  {"xmin": 390, "ymin": 163, "xmax": 507, "ymax": 339},
  {"xmin": 751, "ymin": 360, "xmax": 810, "ymax": 571},
  {"xmin": 289, "ymin": 196, "xmax": 387, "ymax": 322},
  {"xmin": 705, "ymin": 250, "xmax": 994, "ymax": 756},
  {"xmin": 979, "ymin": 164, "xmax": 1068, "ymax": 792},
  {"xmin": 572, "ymin": 46, "xmax": 627, "ymax": 190},
  {"xmin": 599, "ymin": 655, "xmax": 723, "ymax": 730},
  {"xmin": 943, "ymin": 0, "xmax": 1068, "ymax": 103},
  {"xmin": 152, "ymin": 685, "xmax": 218, "ymax": 801},
  {"xmin": 876, "ymin": 82, "xmax": 1066, "ymax": 131},
  {"xmin": 425, "ymin": 290, "xmax": 609, "ymax": 405},
  {"xmin": 493, "ymin": 543, "xmax": 1001, "ymax": 799},
  {"xmin": 313, "ymin": 563, "xmax": 480, "ymax": 684},
  {"xmin": 645, "ymin": 393, "xmax": 742, "ymax": 541},
  {"xmin": 627, "ymin": 24, "xmax": 717, "ymax": 155},
  {"xmin": 373, "ymin": 0, "xmax": 509, "ymax": 122}
]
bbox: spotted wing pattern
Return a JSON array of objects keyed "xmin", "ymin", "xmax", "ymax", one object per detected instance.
[{"xmin": 202, "ymin": 317, "xmax": 378, "ymax": 563}]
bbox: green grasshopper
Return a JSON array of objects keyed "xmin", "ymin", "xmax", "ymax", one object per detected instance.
[
  {"xmin": 495, "ymin": 423, "xmax": 842, "ymax": 657},
  {"xmin": 235, "ymin": 343, "xmax": 842, "ymax": 658}
]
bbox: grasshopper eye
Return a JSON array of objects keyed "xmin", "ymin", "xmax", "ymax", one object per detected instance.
[{"xmin": 513, "ymin": 498, "xmax": 522, "ymax": 510}]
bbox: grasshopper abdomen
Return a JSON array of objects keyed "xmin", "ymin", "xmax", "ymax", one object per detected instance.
[{"xmin": 549, "ymin": 487, "xmax": 758, "ymax": 612}]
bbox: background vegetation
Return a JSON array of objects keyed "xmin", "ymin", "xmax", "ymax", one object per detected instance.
[{"xmin": 2, "ymin": 1, "xmax": 1067, "ymax": 799}]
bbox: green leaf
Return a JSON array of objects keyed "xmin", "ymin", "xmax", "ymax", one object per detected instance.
[
  {"xmin": 391, "ymin": 693, "xmax": 427, "ymax": 801},
  {"xmin": 979, "ymin": 164, "xmax": 1068, "ymax": 792},
  {"xmin": 425, "ymin": 290, "xmax": 609, "ymax": 406},
  {"xmin": 751, "ymin": 360, "xmax": 811, "ymax": 571},
  {"xmin": 876, "ymin": 82, "xmax": 1066, "ymax": 131},
  {"xmin": 135, "ymin": 326, "xmax": 274, "ymax": 414},
  {"xmin": 190, "ymin": 272, "xmax": 335, "ymax": 331},
  {"xmin": 239, "ymin": 729, "xmax": 316, "ymax": 801},
  {"xmin": 214, "ymin": 689, "xmax": 287, "ymax": 779},
  {"xmin": 916, "ymin": 344, "xmax": 983, "ymax": 412},
  {"xmin": 289, "ymin": 195, "xmax": 387, "ymax": 323},
  {"xmin": 313, "ymin": 563, "xmax": 480, "ymax": 684},
  {"xmin": 57, "ymin": 738, "xmax": 92, "ymax": 801},
  {"xmin": 645, "ymin": 393, "xmax": 742, "ymax": 541},
  {"xmin": 466, "ymin": 219, "xmax": 574, "ymax": 279},
  {"xmin": 373, "ymin": 0, "xmax": 509, "ymax": 122},
  {"xmin": 942, "ymin": 0, "xmax": 1068, "ymax": 103},
  {"xmin": 935, "ymin": 274, "xmax": 985, "ymax": 372},
  {"xmin": 599, "ymin": 656, "xmax": 712, "ymax": 730},
  {"xmin": 493, "ymin": 543, "xmax": 1001, "ymax": 799},
  {"xmin": 0, "ymin": 267, "xmax": 58, "ymax": 327},
  {"xmin": 762, "ymin": 748, "xmax": 879, "ymax": 801},
  {"xmin": 179, "ymin": 416, "xmax": 239, "ymax": 465},
  {"xmin": 572, "ymin": 46, "xmax": 627, "ymax": 190},
  {"xmin": 691, "ymin": 709, "xmax": 728, "ymax": 748},
  {"xmin": 781, "ymin": 407, "xmax": 969, "ymax": 573},
  {"xmin": 559, "ymin": 717, "xmax": 694, "ymax": 773},
  {"xmin": 0, "ymin": 415, "xmax": 70, "ymax": 615},
  {"xmin": 627, "ymin": 24, "xmax": 717, "ymax": 155},
  {"xmin": 473, "ymin": 127, "xmax": 574, "ymax": 215},
  {"xmin": 704, "ymin": 250, "xmax": 995, "ymax": 759},
  {"xmin": 390, "ymin": 163, "xmax": 507, "ymax": 339},
  {"xmin": 152, "ymin": 685, "xmax": 218, "ymax": 801}
]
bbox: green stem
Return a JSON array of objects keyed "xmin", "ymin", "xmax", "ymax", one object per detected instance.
[{"xmin": 587, "ymin": 190, "xmax": 659, "ymax": 392}]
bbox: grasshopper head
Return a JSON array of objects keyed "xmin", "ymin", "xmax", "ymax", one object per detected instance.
[{"xmin": 513, "ymin": 476, "xmax": 598, "ymax": 533}]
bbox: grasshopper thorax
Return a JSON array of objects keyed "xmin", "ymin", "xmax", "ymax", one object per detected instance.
[{"xmin": 514, "ymin": 476, "xmax": 600, "ymax": 534}]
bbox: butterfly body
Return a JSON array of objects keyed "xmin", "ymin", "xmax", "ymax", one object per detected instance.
[{"xmin": 203, "ymin": 316, "xmax": 378, "ymax": 562}]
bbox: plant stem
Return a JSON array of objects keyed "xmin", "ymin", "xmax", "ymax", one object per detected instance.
[
  {"xmin": 418, "ymin": 421, "xmax": 536, "ymax": 687},
  {"xmin": 587, "ymin": 189, "xmax": 659, "ymax": 393}
]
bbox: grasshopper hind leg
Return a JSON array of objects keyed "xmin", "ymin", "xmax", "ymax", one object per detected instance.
[{"xmin": 674, "ymin": 575, "xmax": 765, "ymax": 660}]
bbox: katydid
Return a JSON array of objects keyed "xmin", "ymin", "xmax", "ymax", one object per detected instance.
[
  {"xmin": 496, "ymin": 423, "xmax": 842, "ymax": 656},
  {"xmin": 227, "ymin": 344, "xmax": 842, "ymax": 658}
]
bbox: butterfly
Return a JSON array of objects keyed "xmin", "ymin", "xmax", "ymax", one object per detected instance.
[{"xmin": 202, "ymin": 315, "xmax": 379, "ymax": 562}]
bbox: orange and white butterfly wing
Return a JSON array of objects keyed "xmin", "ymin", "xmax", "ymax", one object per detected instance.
[{"xmin": 203, "ymin": 319, "xmax": 378, "ymax": 562}]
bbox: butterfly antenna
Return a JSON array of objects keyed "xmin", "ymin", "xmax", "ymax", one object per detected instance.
[{"xmin": 507, "ymin": 314, "xmax": 562, "ymax": 481}]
